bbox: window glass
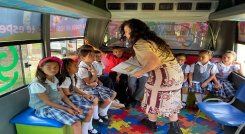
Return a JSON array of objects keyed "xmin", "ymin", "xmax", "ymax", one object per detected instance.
[
  {"xmin": 51, "ymin": 39, "xmax": 84, "ymax": 58},
  {"xmin": 0, "ymin": 46, "xmax": 24, "ymax": 95},
  {"xmin": 106, "ymin": 21, "xmax": 209, "ymax": 50},
  {"xmin": 236, "ymin": 43, "xmax": 245, "ymax": 76},
  {"xmin": 21, "ymin": 43, "xmax": 43, "ymax": 83},
  {"xmin": 0, "ymin": 7, "xmax": 41, "ymax": 42},
  {"xmin": 238, "ymin": 22, "xmax": 245, "ymax": 43},
  {"xmin": 50, "ymin": 15, "xmax": 87, "ymax": 39}
]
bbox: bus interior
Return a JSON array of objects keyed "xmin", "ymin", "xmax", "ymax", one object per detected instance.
[{"xmin": 0, "ymin": 0, "xmax": 245, "ymax": 134}]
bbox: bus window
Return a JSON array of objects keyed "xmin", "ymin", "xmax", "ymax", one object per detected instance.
[
  {"xmin": 21, "ymin": 43, "xmax": 43, "ymax": 83},
  {"xmin": 236, "ymin": 43, "xmax": 245, "ymax": 76},
  {"xmin": 0, "ymin": 43, "xmax": 42, "ymax": 96},
  {"xmin": 0, "ymin": 8, "xmax": 42, "ymax": 96}
]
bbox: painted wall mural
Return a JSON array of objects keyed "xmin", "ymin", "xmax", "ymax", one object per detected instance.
[
  {"xmin": 107, "ymin": 21, "xmax": 209, "ymax": 50},
  {"xmin": 0, "ymin": 46, "xmax": 19, "ymax": 92}
]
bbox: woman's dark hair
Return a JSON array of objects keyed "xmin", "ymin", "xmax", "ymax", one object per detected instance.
[
  {"xmin": 35, "ymin": 59, "xmax": 61, "ymax": 83},
  {"xmin": 59, "ymin": 58, "xmax": 77, "ymax": 91},
  {"xmin": 120, "ymin": 18, "xmax": 172, "ymax": 57}
]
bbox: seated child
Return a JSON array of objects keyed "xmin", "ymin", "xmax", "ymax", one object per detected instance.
[
  {"xmin": 76, "ymin": 49, "xmax": 117, "ymax": 122},
  {"xmin": 92, "ymin": 50, "xmax": 114, "ymax": 90},
  {"xmin": 213, "ymin": 50, "xmax": 244, "ymax": 100},
  {"xmin": 29, "ymin": 56, "xmax": 84, "ymax": 134},
  {"xmin": 59, "ymin": 58, "xmax": 100, "ymax": 134},
  {"xmin": 189, "ymin": 50, "xmax": 218, "ymax": 104},
  {"xmin": 125, "ymin": 56, "xmax": 148, "ymax": 109},
  {"xmin": 176, "ymin": 53, "xmax": 190, "ymax": 107}
]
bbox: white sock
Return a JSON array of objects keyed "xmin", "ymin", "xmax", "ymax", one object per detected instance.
[
  {"xmin": 195, "ymin": 94, "xmax": 203, "ymax": 103},
  {"xmin": 82, "ymin": 122, "xmax": 89, "ymax": 134},
  {"xmin": 93, "ymin": 105, "xmax": 99, "ymax": 119},
  {"xmin": 99, "ymin": 102, "xmax": 112, "ymax": 118},
  {"xmin": 149, "ymin": 118, "xmax": 157, "ymax": 122},
  {"xmin": 89, "ymin": 116, "xmax": 93, "ymax": 130},
  {"xmin": 182, "ymin": 94, "xmax": 188, "ymax": 102}
]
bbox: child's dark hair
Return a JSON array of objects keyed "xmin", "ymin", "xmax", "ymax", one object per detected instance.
[
  {"xmin": 94, "ymin": 50, "xmax": 101, "ymax": 54},
  {"xmin": 199, "ymin": 49, "xmax": 213, "ymax": 57},
  {"xmin": 176, "ymin": 53, "xmax": 186, "ymax": 58},
  {"xmin": 59, "ymin": 58, "xmax": 77, "ymax": 91},
  {"xmin": 36, "ymin": 58, "xmax": 62, "ymax": 83},
  {"xmin": 78, "ymin": 45, "xmax": 93, "ymax": 51},
  {"xmin": 78, "ymin": 49, "xmax": 94, "ymax": 57}
]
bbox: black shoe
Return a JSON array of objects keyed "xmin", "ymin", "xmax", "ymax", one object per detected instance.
[
  {"xmin": 88, "ymin": 128, "xmax": 101, "ymax": 134},
  {"xmin": 99, "ymin": 115, "xmax": 110, "ymax": 123},
  {"xmin": 167, "ymin": 121, "xmax": 183, "ymax": 134},
  {"xmin": 133, "ymin": 100, "xmax": 141, "ymax": 108},
  {"xmin": 125, "ymin": 98, "xmax": 134, "ymax": 110},
  {"xmin": 140, "ymin": 118, "xmax": 157, "ymax": 132},
  {"xmin": 92, "ymin": 117, "xmax": 109, "ymax": 125}
]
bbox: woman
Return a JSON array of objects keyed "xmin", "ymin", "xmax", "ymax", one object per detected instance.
[{"xmin": 120, "ymin": 19, "xmax": 183, "ymax": 134}]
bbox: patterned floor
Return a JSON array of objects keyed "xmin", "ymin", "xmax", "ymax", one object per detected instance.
[{"xmin": 94, "ymin": 107, "xmax": 224, "ymax": 134}]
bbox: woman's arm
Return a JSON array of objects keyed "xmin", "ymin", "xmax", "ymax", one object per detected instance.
[{"xmin": 131, "ymin": 52, "xmax": 161, "ymax": 78}]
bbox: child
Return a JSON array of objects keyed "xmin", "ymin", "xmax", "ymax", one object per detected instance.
[
  {"xmin": 176, "ymin": 53, "xmax": 190, "ymax": 107},
  {"xmin": 28, "ymin": 56, "xmax": 83, "ymax": 134},
  {"xmin": 106, "ymin": 46, "xmax": 130, "ymax": 104},
  {"xmin": 189, "ymin": 50, "xmax": 218, "ymax": 104},
  {"xmin": 213, "ymin": 50, "xmax": 243, "ymax": 100},
  {"xmin": 92, "ymin": 50, "xmax": 114, "ymax": 90},
  {"xmin": 82, "ymin": 39, "xmax": 130, "ymax": 104},
  {"xmin": 59, "ymin": 58, "xmax": 100, "ymax": 134},
  {"xmin": 76, "ymin": 49, "xmax": 117, "ymax": 123},
  {"xmin": 125, "ymin": 56, "xmax": 148, "ymax": 109}
]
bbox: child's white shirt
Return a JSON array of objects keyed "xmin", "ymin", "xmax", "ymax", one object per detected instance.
[
  {"xmin": 181, "ymin": 64, "xmax": 190, "ymax": 74},
  {"xmin": 29, "ymin": 77, "xmax": 59, "ymax": 94},
  {"xmin": 92, "ymin": 61, "xmax": 104, "ymax": 76},
  {"xmin": 190, "ymin": 61, "xmax": 218, "ymax": 74}
]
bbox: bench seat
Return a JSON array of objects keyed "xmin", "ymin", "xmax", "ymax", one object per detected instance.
[
  {"xmin": 198, "ymin": 102, "xmax": 245, "ymax": 126},
  {"xmin": 10, "ymin": 108, "xmax": 73, "ymax": 134}
]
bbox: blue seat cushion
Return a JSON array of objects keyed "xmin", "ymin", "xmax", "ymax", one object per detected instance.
[
  {"xmin": 198, "ymin": 102, "xmax": 245, "ymax": 126},
  {"xmin": 10, "ymin": 108, "xmax": 64, "ymax": 128}
]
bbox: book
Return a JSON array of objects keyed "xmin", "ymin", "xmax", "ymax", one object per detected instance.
[{"xmin": 111, "ymin": 57, "xmax": 142, "ymax": 75}]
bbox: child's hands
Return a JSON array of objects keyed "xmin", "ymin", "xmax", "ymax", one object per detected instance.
[
  {"xmin": 214, "ymin": 83, "xmax": 222, "ymax": 90},
  {"xmin": 189, "ymin": 82, "xmax": 193, "ymax": 88},
  {"xmin": 72, "ymin": 107, "xmax": 83, "ymax": 115},
  {"xmin": 201, "ymin": 82, "xmax": 208, "ymax": 88},
  {"xmin": 233, "ymin": 61, "xmax": 241, "ymax": 65},
  {"xmin": 88, "ymin": 66, "xmax": 98, "ymax": 75},
  {"xmin": 86, "ymin": 82, "xmax": 98, "ymax": 87},
  {"xmin": 83, "ymin": 94, "xmax": 94, "ymax": 101},
  {"xmin": 116, "ymin": 75, "xmax": 120, "ymax": 83},
  {"xmin": 66, "ymin": 108, "xmax": 77, "ymax": 115}
]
